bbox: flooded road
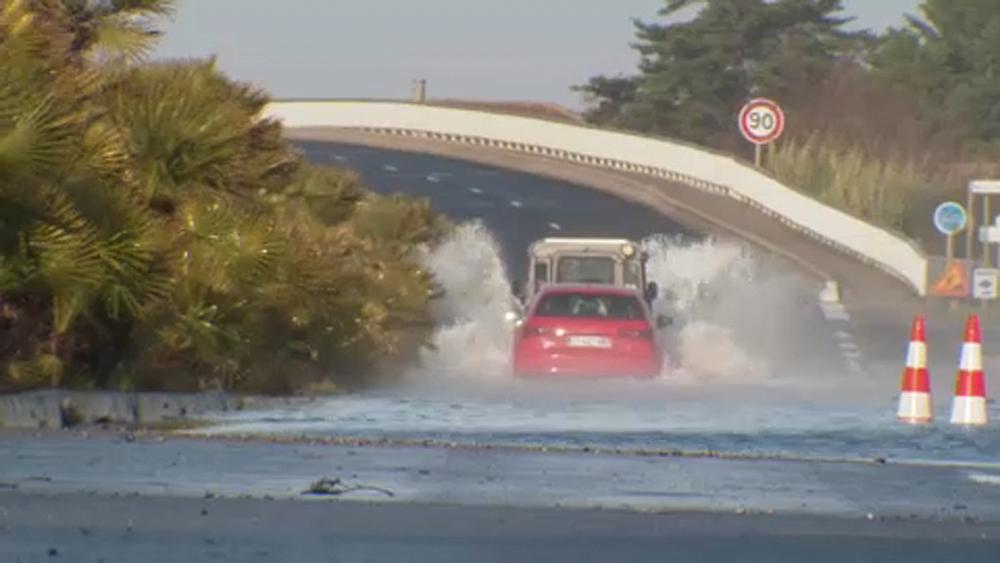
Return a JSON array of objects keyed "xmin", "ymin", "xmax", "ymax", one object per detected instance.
[
  {"xmin": 193, "ymin": 376, "xmax": 1000, "ymax": 467},
  {"xmin": 3, "ymin": 429, "xmax": 999, "ymax": 519}
]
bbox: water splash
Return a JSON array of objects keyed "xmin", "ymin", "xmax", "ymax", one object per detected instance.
[
  {"xmin": 968, "ymin": 472, "xmax": 1000, "ymax": 486},
  {"xmin": 643, "ymin": 234, "xmax": 756, "ymax": 319},
  {"xmin": 414, "ymin": 221, "xmax": 517, "ymax": 381},
  {"xmin": 643, "ymin": 235, "xmax": 771, "ymax": 380},
  {"xmin": 413, "ymin": 227, "xmax": 794, "ymax": 383}
]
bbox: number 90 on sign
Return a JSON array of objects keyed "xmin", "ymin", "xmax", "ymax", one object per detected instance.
[
  {"xmin": 738, "ymin": 99, "xmax": 785, "ymax": 145},
  {"xmin": 748, "ymin": 111, "xmax": 776, "ymax": 132}
]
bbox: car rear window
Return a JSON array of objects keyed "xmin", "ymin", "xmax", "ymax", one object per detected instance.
[{"xmin": 534, "ymin": 292, "xmax": 645, "ymax": 320}]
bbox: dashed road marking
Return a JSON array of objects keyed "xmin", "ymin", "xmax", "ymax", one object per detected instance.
[
  {"xmin": 819, "ymin": 300, "xmax": 868, "ymax": 376},
  {"xmin": 468, "ymin": 187, "xmax": 483, "ymax": 195},
  {"xmin": 332, "ymin": 154, "xmax": 347, "ymax": 162},
  {"xmin": 820, "ymin": 303, "xmax": 850, "ymax": 321},
  {"xmin": 846, "ymin": 359, "xmax": 867, "ymax": 376},
  {"xmin": 509, "ymin": 200, "xmax": 523, "ymax": 208},
  {"xmin": 548, "ymin": 222, "xmax": 562, "ymax": 231},
  {"xmin": 426, "ymin": 172, "xmax": 452, "ymax": 183},
  {"xmin": 383, "ymin": 164, "xmax": 398, "ymax": 172}
]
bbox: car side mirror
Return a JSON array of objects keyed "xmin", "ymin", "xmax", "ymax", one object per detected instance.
[
  {"xmin": 645, "ymin": 281, "xmax": 659, "ymax": 301},
  {"xmin": 510, "ymin": 280, "xmax": 523, "ymax": 298},
  {"xmin": 656, "ymin": 314, "xmax": 673, "ymax": 329},
  {"xmin": 428, "ymin": 282, "xmax": 446, "ymax": 300}
]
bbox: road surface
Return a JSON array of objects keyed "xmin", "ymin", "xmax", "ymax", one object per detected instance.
[
  {"xmin": 297, "ymin": 140, "xmax": 695, "ymax": 282},
  {"xmin": 2, "ymin": 431, "xmax": 1000, "ymax": 562}
]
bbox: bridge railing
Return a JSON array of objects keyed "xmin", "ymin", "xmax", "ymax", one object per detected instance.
[{"xmin": 264, "ymin": 100, "xmax": 929, "ymax": 295}]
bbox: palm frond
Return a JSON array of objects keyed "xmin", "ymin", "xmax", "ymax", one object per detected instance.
[
  {"xmin": 88, "ymin": 14, "xmax": 160, "ymax": 64},
  {"xmin": 49, "ymin": 0, "xmax": 175, "ymax": 66},
  {"xmin": 29, "ymin": 193, "xmax": 104, "ymax": 332},
  {"xmin": 0, "ymin": 94, "xmax": 79, "ymax": 183},
  {"xmin": 97, "ymin": 218, "xmax": 172, "ymax": 319}
]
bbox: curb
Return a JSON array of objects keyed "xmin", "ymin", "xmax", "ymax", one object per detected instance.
[{"xmin": 0, "ymin": 391, "xmax": 309, "ymax": 430}]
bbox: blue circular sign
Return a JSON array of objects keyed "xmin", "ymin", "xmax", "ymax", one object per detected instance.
[{"xmin": 933, "ymin": 202, "xmax": 967, "ymax": 235}]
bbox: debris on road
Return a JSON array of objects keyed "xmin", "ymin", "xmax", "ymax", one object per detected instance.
[{"xmin": 302, "ymin": 477, "xmax": 394, "ymax": 497}]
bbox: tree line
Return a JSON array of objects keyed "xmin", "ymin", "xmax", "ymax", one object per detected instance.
[
  {"xmin": 577, "ymin": 0, "xmax": 1000, "ymax": 245},
  {"xmin": 0, "ymin": 1, "xmax": 446, "ymax": 393}
]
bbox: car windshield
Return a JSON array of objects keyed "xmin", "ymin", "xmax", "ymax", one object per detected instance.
[
  {"xmin": 534, "ymin": 292, "xmax": 644, "ymax": 320},
  {"xmin": 555, "ymin": 256, "xmax": 615, "ymax": 284}
]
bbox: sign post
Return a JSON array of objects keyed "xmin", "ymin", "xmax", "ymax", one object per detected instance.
[
  {"xmin": 969, "ymin": 180, "xmax": 1000, "ymax": 266},
  {"xmin": 738, "ymin": 98, "xmax": 785, "ymax": 167},
  {"xmin": 933, "ymin": 201, "xmax": 968, "ymax": 261},
  {"xmin": 966, "ymin": 188, "xmax": 976, "ymax": 260},
  {"xmin": 931, "ymin": 201, "xmax": 971, "ymax": 299}
]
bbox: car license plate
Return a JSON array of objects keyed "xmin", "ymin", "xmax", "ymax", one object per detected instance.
[{"xmin": 567, "ymin": 336, "xmax": 612, "ymax": 348}]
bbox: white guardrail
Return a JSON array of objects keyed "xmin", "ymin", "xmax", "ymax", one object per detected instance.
[{"xmin": 264, "ymin": 100, "xmax": 929, "ymax": 296}]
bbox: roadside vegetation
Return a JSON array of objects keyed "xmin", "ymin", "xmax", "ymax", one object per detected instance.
[
  {"xmin": 0, "ymin": 1, "xmax": 447, "ymax": 394},
  {"xmin": 767, "ymin": 133, "xmax": 928, "ymax": 233},
  {"xmin": 577, "ymin": 0, "xmax": 1000, "ymax": 250}
]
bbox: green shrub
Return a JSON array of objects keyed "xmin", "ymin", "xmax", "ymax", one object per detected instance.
[{"xmin": 0, "ymin": 1, "xmax": 448, "ymax": 394}]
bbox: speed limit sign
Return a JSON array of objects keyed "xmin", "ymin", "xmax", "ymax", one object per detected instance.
[{"xmin": 738, "ymin": 98, "xmax": 785, "ymax": 145}]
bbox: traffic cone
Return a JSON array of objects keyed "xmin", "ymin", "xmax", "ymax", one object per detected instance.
[
  {"xmin": 898, "ymin": 316, "xmax": 932, "ymax": 424},
  {"xmin": 950, "ymin": 315, "xmax": 989, "ymax": 426}
]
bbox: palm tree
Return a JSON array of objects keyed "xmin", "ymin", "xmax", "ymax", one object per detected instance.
[
  {"xmin": 56, "ymin": 0, "xmax": 175, "ymax": 64},
  {"xmin": 2, "ymin": 0, "xmax": 448, "ymax": 393},
  {"xmin": 1, "ymin": 0, "xmax": 170, "ymax": 388}
]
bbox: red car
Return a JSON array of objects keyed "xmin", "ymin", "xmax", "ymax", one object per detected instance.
[{"xmin": 511, "ymin": 284, "xmax": 669, "ymax": 378}]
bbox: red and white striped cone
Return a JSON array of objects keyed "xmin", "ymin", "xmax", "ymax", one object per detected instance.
[
  {"xmin": 898, "ymin": 316, "xmax": 932, "ymax": 424},
  {"xmin": 950, "ymin": 315, "xmax": 989, "ymax": 427}
]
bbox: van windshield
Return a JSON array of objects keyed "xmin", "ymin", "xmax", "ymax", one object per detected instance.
[
  {"xmin": 555, "ymin": 256, "xmax": 615, "ymax": 284},
  {"xmin": 534, "ymin": 292, "xmax": 645, "ymax": 320}
]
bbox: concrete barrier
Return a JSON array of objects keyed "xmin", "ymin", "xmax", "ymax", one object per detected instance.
[
  {"xmin": 0, "ymin": 391, "xmax": 65, "ymax": 429},
  {"xmin": 264, "ymin": 100, "xmax": 929, "ymax": 296},
  {"xmin": 0, "ymin": 391, "xmax": 251, "ymax": 429}
]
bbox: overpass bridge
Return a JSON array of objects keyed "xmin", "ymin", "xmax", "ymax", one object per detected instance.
[{"xmin": 263, "ymin": 100, "xmax": 929, "ymax": 305}]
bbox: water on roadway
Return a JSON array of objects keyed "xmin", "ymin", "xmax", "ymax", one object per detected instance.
[{"xmin": 201, "ymin": 141, "xmax": 1000, "ymax": 479}]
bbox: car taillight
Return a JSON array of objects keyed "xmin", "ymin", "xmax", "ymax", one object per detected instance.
[{"xmin": 618, "ymin": 328, "xmax": 653, "ymax": 340}]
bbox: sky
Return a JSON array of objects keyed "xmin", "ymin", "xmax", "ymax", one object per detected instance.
[{"xmin": 153, "ymin": 0, "xmax": 924, "ymax": 109}]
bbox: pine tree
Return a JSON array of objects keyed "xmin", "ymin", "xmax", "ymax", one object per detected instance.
[
  {"xmin": 872, "ymin": 0, "xmax": 1000, "ymax": 146},
  {"xmin": 577, "ymin": 0, "xmax": 860, "ymax": 145}
]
